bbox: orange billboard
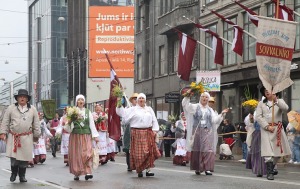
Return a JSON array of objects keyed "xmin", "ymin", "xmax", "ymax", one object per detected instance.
[{"xmin": 89, "ymin": 6, "xmax": 134, "ymax": 78}]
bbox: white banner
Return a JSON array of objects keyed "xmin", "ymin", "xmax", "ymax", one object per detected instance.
[
  {"xmin": 256, "ymin": 16, "xmax": 297, "ymax": 93},
  {"xmin": 196, "ymin": 71, "xmax": 221, "ymax": 91}
]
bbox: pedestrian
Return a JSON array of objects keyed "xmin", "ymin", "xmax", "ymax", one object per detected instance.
[
  {"xmin": 255, "ymin": 86, "xmax": 291, "ymax": 180},
  {"xmin": 116, "ymin": 92, "xmax": 139, "ymax": 171},
  {"xmin": 286, "ymin": 123, "xmax": 300, "ymax": 164},
  {"xmin": 172, "ymin": 112, "xmax": 188, "ymax": 166},
  {"xmin": 92, "ymin": 104, "xmax": 108, "ymax": 165},
  {"xmin": 55, "ymin": 107, "xmax": 70, "ymax": 166},
  {"xmin": 222, "ymin": 119, "xmax": 236, "ymax": 151},
  {"xmin": 0, "ymin": 89, "xmax": 41, "ymax": 182},
  {"xmin": 182, "ymin": 91, "xmax": 228, "ymax": 175},
  {"xmin": 237, "ymin": 122, "xmax": 247, "ymax": 162},
  {"xmin": 33, "ymin": 112, "xmax": 53, "ymax": 164},
  {"xmin": 116, "ymin": 93, "xmax": 161, "ymax": 177},
  {"xmin": 49, "ymin": 113, "xmax": 60, "ymax": 157},
  {"xmin": 65, "ymin": 94, "xmax": 99, "ymax": 181}
]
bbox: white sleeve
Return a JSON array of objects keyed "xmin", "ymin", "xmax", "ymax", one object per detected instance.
[
  {"xmin": 89, "ymin": 111, "xmax": 99, "ymax": 138},
  {"xmin": 149, "ymin": 107, "xmax": 159, "ymax": 131},
  {"xmin": 182, "ymin": 97, "xmax": 198, "ymax": 114}
]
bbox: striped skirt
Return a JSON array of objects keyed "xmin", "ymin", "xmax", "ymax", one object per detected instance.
[
  {"xmin": 130, "ymin": 128, "xmax": 161, "ymax": 173},
  {"xmin": 68, "ymin": 134, "xmax": 93, "ymax": 176}
]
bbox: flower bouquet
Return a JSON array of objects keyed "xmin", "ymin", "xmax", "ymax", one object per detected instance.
[
  {"xmin": 95, "ymin": 114, "xmax": 106, "ymax": 124},
  {"xmin": 112, "ymin": 84, "xmax": 123, "ymax": 108},
  {"xmin": 159, "ymin": 124, "xmax": 167, "ymax": 131},
  {"xmin": 66, "ymin": 107, "xmax": 80, "ymax": 123},
  {"xmin": 242, "ymin": 85, "xmax": 258, "ymax": 116},
  {"xmin": 168, "ymin": 114, "xmax": 177, "ymax": 124},
  {"xmin": 182, "ymin": 82, "xmax": 206, "ymax": 97}
]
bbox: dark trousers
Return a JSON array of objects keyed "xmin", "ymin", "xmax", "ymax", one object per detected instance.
[
  {"xmin": 10, "ymin": 158, "xmax": 28, "ymax": 168},
  {"xmin": 50, "ymin": 138, "xmax": 58, "ymax": 155},
  {"xmin": 126, "ymin": 152, "xmax": 130, "ymax": 169},
  {"xmin": 164, "ymin": 143, "xmax": 171, "ymax": 157}
]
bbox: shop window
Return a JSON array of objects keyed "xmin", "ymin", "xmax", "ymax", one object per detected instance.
[{"xmin": 291, "ymin": 79, "xmax": 300, "ymax": 110}]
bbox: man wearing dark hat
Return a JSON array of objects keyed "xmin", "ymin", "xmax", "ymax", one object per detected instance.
[
  {"xmin": 255, "ymin": 86, "xmax": 291, "ymax": 180},
  {"xmin": 0, "ymin": 89, "xmax": 41, "ymax": 183}
]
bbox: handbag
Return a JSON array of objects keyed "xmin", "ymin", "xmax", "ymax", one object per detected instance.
[{"xmin": 92, "ymin": 147, "xmax": 99, "ymax": 170}]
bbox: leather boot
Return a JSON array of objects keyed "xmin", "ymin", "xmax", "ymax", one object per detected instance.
[
  {"xmin": 10, "ymin": 166, "xmax": 18, "ymax": 182},
  {"xmin": 18, "ymin": 167, "xmax": 27, "ymax": 182},
  {"xmin": 266, "ymin": 162, "xmax": 274, "ymax": 180},
  {"xmin": 272, "ymin": 164, "xmax": 278, "ymax": 175}
]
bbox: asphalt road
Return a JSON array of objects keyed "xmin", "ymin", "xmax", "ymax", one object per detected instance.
[{"xmin": 0, "ymin": 152, "xmax": 300, "ymax": 189}]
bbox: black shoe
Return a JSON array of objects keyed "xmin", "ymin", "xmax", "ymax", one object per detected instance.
[
  {"xmin": 266, "ymin": 162, "xmax": 274, "ymax": 180},
  {"xmin": 181, "ymin": 161, "xmax": 186, "ymax": 166},
  {"xmin": 127, "ymin": 168, "xmax": 132, "ymax": 172},
  {"xmin": 74, "ymin": 176, "xmax": 79, "ymax": 181},
  {"xmin": 273, "ymin": 169, "xmax": 278, "ymax": 175},
  {"xmin": 52, "ymin": 152, "xmax": 56, "ymax": 157},
  {"xmin": 18, "ymin": 167, "xmax": 27, "ymax": 182},
  {"xmin": 110, "ymin": 158, "xmax": 115, "ymax": 162},
  {"xmin": 66, "ymin": 163, "xmax": 69, "ymax": 166},
  {"xmin": 146, "ymin": 171, "xmax": 154, "ymax": 176},
  {"xmin": 101, "ymin": 161, "xmax": 108, "ymax": 165},
  {"xmin": 10, "ymin": 166, "xmax": 18, "ymax": 182},
  {"xmin": 85, "ymin": 174, "xmax": 93, "ymax": 180},
  {"xmin": 256, "ymin": 174, "xmax": 263, "ymax": 177},
  {"xmin": 138, "ymin": 173, "xmax": 143, "ymax": 177},
  {"xmin": 195, "ymin": 171, "xmax": 200, "ymax": 175},
  {"xmin": 205, "ymin": 171, "xmax": 213, "ymax": 175}
]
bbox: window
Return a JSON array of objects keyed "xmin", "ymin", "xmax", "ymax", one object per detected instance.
[
  {"xmin": 243, "ymin": 8, "xmax": 259, "ymax": 62},
  {"xmin": 60, "ymin": 38, "xmax": 67, "ymax": 58},
  {"xmin": 144, "ymin": 50, "xmax": 151, "ymax": 79},
  {"xmin": 291, "ymin": 79, "xmax": 300, "ymax": 110},
  {"xmin": 159, "ymin": 45, "xmax": 167, "ymax": 75},
  {"xmin": 205, "ymin": 24, "xmax": 217, "ymax": 70},
  {"xmin": 295, "ymin": 0, "xmax": 300, "ymax": 50},
  {"xmin": 172, "ymin": 39, "xmax": 179, "ymax": 73},
  {"xmin": 205, "ymin": 0, "xmax": 216, "ymax": 4},
  {"xmin": 267, "ymin": 1, "xmax": 285, "ymax": 18},
  {"xmin": 137, "ymin": 4, "xmax": 144, "ymax": 32},
  {"xmin": 137, "ymin": 54, "xmax": 142, "ymax": 81},
  {"xmin": 223, "ymin": 17, "xmax": 237, "ymax": 66},
  {"xmin": 156, "ymin": 97, "xmax": 169, "ymax": 120}
]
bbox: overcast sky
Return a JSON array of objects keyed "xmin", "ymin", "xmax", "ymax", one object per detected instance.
[{"xmin": 0, "ymin": 0, "xmax": 28, "ymax": 84}]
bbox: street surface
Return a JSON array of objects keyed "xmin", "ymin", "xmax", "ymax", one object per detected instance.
[{"xmin": 0, "ymin": 152, "xmax": 300, "ymax": 189}]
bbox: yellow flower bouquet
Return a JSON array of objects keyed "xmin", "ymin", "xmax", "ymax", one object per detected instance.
[
  {"xmin": 182, "ymin": 82, "xmax": 206, "ymax": 97},
  {"xmin": 242, "ymin": 99, "xmax": 259, "ymax": 114},
  {"xmin": 168, "ymin": 114, "xmax": 178, "ymax": 124},
  {"xmin": 112, "ymin": 84, "xmax": 124, "ymax": 107}
]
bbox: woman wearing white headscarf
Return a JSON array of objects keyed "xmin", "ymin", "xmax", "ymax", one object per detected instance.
[
  {"xmin": 116, "ymin": 93, "xmax": 161, "ymax": 177},
  {"xmin": 65, "ymin": 94, "xmax": 99, "ymax": 181},
  {"xmin": 182, "ymin": 91, "xmax": 228, "ymax": 175}
]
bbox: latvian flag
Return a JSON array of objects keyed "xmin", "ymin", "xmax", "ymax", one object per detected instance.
[
  {"xmin": 177, "ymin": 31, "xmax": 197, "ymax": 81},
  {"xmin": 272, "ymin": 0, "xmax": 294, "ymax": 21},
  {"xmin": 194, "ymin": 23, "xmax": 224, "ymax": 66},
  {"xmin": 211, "ymin": 10, "xmax": 244, "ymax": 56},
  {"xmin": 234, "ymin": 1, "xmax": 259, "ymax": 27}
]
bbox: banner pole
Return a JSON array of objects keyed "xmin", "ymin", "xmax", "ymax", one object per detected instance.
[{"xmin": 276, "ymin": 0, "xmax": 279, "ymax": 19}]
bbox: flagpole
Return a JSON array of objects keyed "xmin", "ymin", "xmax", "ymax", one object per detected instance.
[
  {"xmin": 103, "ymin": 49, "xmax": 131, "ymax": 107},
  {"xmin": 276, "ymin": 0, "xmax": 280, "ymax": 19},
  {"xmin": 182, "ymin": 16, "xmax": 233, "ymax": 45},
  {"xmin": 294, "ymin": 11, "xmax": 300, "ymax": 17},
  {"xmin": 165, "ymin": 24, "xmax": 213, "ymax": 51}
]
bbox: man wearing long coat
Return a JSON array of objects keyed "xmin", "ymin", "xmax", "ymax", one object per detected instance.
[
  {"xmin": 255, "ymin": 87, "xmax": 291, "ymax": 180},
  {"xmin": 0, "ymin": 89, "xmax": 41, "ymax": 183}
]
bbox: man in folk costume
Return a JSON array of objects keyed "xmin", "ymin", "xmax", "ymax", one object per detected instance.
[
  {"xmin": 0, "ymin": 89, "xmax": 41, "ymax": 182},
  {"xmin": 49, "ymin": 113, "xmax": 60, "ymax": 157},
  {"xmin": 172, "ymin": 112, "xmax": 189, "ymax": 166},
  {"xmin": 65, "ymin": 94, "xmax": 99, "ymax": 181},
  {"xmin": 92, "ymin": 104, "xmax": 108, "ymax": 165},
  {"xmin": 116, "ymin": 93, "xmax": 161, "ymax": 177},
  {"xmin": 55, "ymin": 107, "xmax": 70, "ymax": 166},
  {"xmin": 116, "ymin": 92, "xmax": 138, "ymax": 171},
  {"xmin": 255, "ymin": 86, "xmax": 291, "ymax": 180},
  {"xmin": 33, "ymin": 112, "xmax": 53, "ymax": 164},
  {"xmin": 182, "ymin": 91, "xmax": 228, "ymax": 175}
]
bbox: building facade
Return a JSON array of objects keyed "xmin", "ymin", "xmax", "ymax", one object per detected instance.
[
  {"xmin": 28, "ymin": 0, "xmax": 68, "ymax": 110},
  {"xmin": 134, "ymin": 0, "xmax": 300, "ymax": 123}
]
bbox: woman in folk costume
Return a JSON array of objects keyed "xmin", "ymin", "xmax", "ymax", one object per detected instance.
[
  {"xmin": 92, "ymin": 104, "xmax": 108, "ymax": 165},
  {"xmin": 33, "ymin": 112, "xmax": 53, "ymax": 164},
  {"xmin": 172, "ymin": 112, "xmax": 188, "ymax": 166},
  {"xmin": 55, "ymin": 107, "xmax": 70, "ymax": 166},
  {"xmin": 255, "ymin": 86, "xmax": 291, "ymax": 180},
  {"xmin": 116, "ymin": 92, "xmax": 139, "ymax": 171},
  {"xmin": 245, "ymin": 111, "xmax": 267, "ymax": 177},
  {"xmin": 65, "ymin": 94, "xmax": 99, "ymax": 181},
  {"xmin": 116, "ymin": 93, "xmax": 161, "ymax": 177},
  {"xmin": 182, "ymin": 91, "xmax": 228, "ymax": 175}
]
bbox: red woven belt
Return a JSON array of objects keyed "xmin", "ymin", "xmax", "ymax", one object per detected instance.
[{"xmin": 9, "ymin": 130, "xmax": 32, "ymax": 152}]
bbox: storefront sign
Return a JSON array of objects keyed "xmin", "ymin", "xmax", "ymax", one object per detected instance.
[
  {"xmin": 196, "ymin": 71, "xmax": 221, "ymax": 91},
  {"xmin": 165, "ymin": 93, "xmax": 180, "ymax": 103}
]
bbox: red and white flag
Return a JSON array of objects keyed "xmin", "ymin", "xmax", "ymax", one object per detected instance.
[
  {"xmin": 195, "ymin": 23, "xmax": 224, "ymax": 65},
  {"xmin": 177, "ymin": 31, "xmax": 197, "ymax": 81},
  {"xmin": 272, "ymin": 0, "xmax": 294, "ymax": 21},
  {"xmin": 104, "ymin": 52, "xmax": 122, "ymax": 141},
  {"xmin": 211, "ymin": 10, "xmax": 244, "ymax": 56},
  {"xmin": 234, "ymin": 1, "xmax": 259, "ymax": 27}
]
